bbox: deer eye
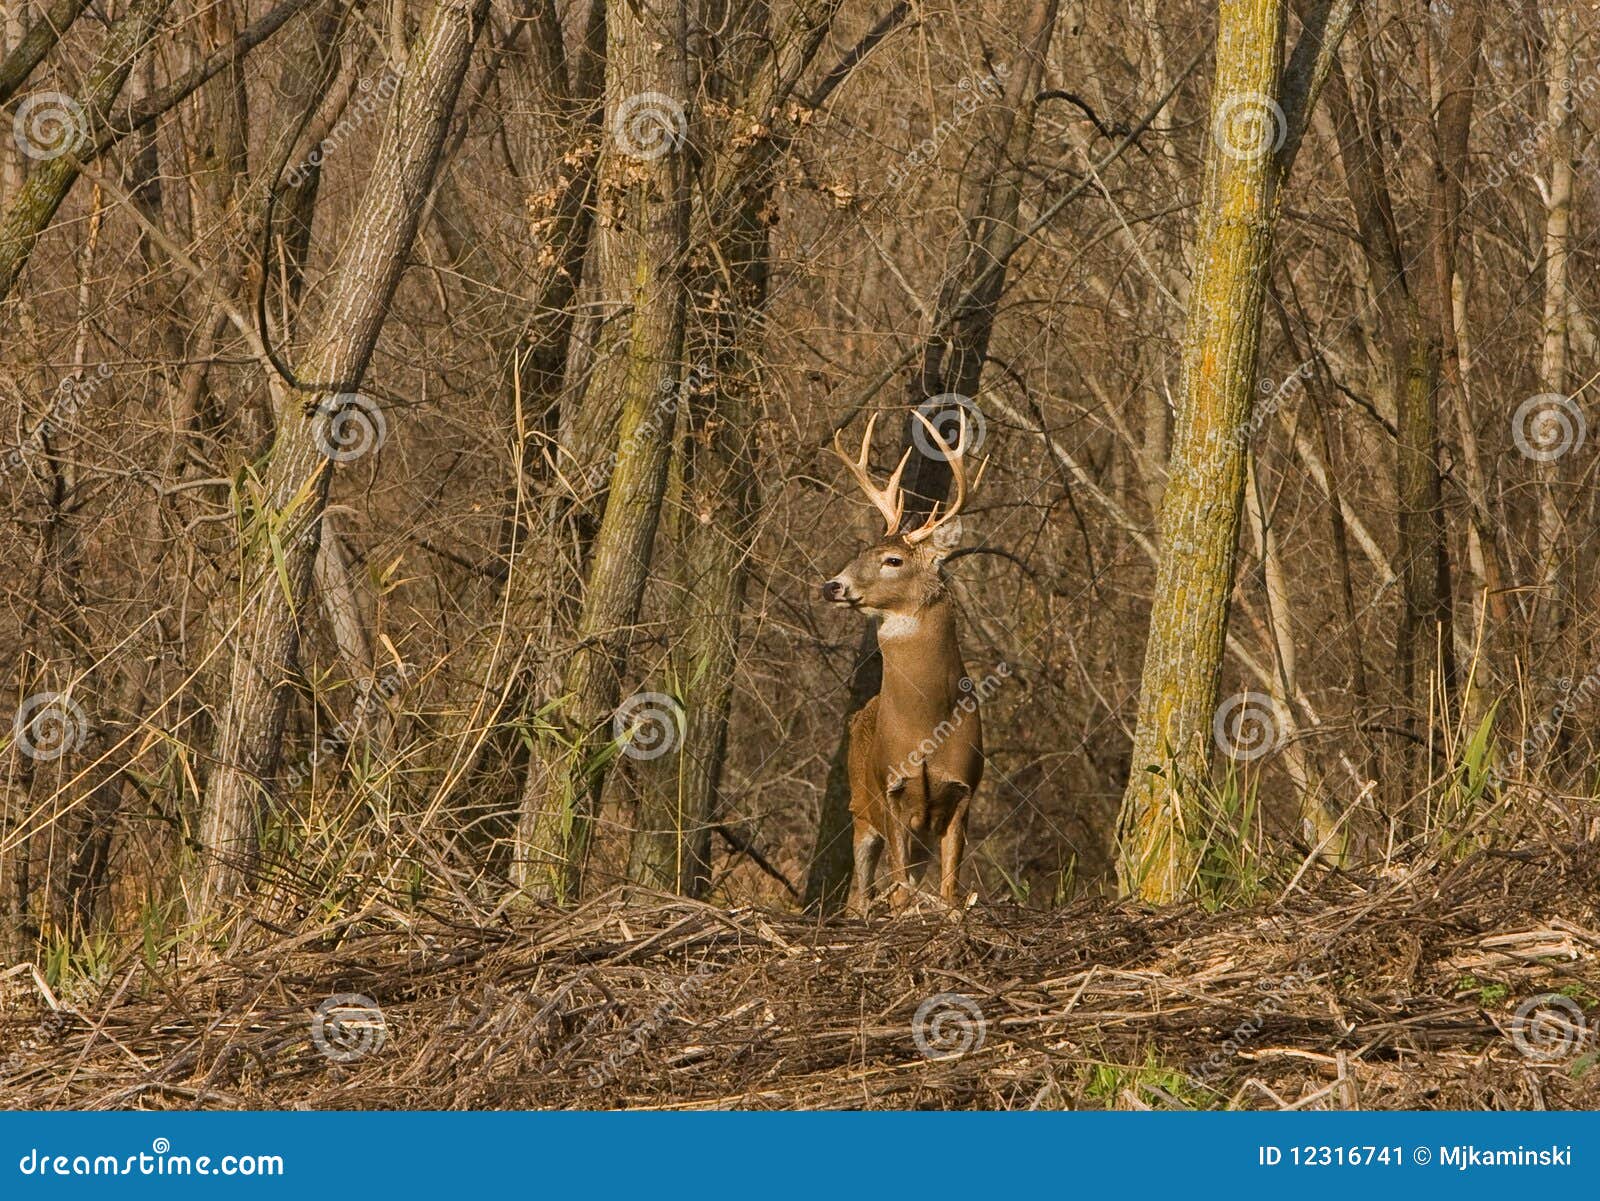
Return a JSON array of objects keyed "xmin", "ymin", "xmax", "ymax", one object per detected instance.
[{"xmin": 882, "ymin": 555, "xmax": 904, "ymax": 568}]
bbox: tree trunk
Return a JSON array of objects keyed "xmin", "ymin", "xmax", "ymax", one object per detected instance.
[
  {"xmin": 515, "ymin": 0, "xmax": 691, "ymax": 902},
  {"xmin": 0, "ymin": 0, "xmax": 173, "ymax": 301},
  {"xmin": 426, "ymin": 0, "xmax": 604, "ymax": 832},
  {"xmin": 1115, "ymin": 0, "xmax": 1355, "ymax": 901},
  {"xmin": 627, "ymin": 0, "xmax": 778, "ymax": 895},
  {"xmin": 0, "ymin": 0, "xmax": 92, "ymax": 105},
  {"xmin": 0, "ymin": 0, "xmax": 317, "ymax": 303},
  {"xmin": 193, "ymin": 0, "xmax": 489, "ymax": 913},
  {"xmin": 1533, "ymin": 0, "xmax": 1574, "ymax": 647}
]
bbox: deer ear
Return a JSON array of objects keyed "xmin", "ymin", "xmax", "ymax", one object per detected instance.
[{"xmin": 929, "ymin": 517, "xmax": 962, "ymax": 560}]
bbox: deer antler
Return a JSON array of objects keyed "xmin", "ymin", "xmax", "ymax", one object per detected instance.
[
  {"xmin": 833, "ymin": 412, "xmax": 911, "ymax": 536},
  {"xmin": 904, "ymin": 406, "xmax": 987, "ymax": 545}
]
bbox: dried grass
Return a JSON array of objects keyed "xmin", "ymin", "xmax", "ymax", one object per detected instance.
[{"xmin": 2, "ymin": 843, "xmax": 1597, "ymax": 1110}]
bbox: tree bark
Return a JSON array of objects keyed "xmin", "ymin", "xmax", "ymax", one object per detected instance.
[
  {"xmin": 0, "ymin": 0, "xmax": 91, "ymax": 105},
  {"xmin": 627, "ymin": 0, "xmax": 776, "ymax": 895},
  {"xmin": 1533, "ymin": 0, "xmax": 1574, "ymax": 647},
  {"xmin": 515, "ymin": 0, "xmax": 692, "ymax": 902},
  {"xmin": 1115, "ymin": 0, "xmax": 1356, "ymax": 901},
  {"xmin": 193, "ymin": 0, "xmax": 489, "ymax": 913},
  {"xmin": 0, "ymin": 0, "xmax": 173, "ymax": 301},
  {"xmin": 0, "ymin": 0, "xmax": 318, "ymax": 303}
]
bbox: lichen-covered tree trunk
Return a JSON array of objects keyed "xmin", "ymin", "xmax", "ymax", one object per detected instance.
[
  {"xmin": 0, "ymin": 0, "xmax": 172, "ymax": 302},
  {"xmin": 515, "ymin": 0, "xmax": 691, "ymax": 902},
  {"xmin": 0, "ymin": 0, "xmax": 92, "ymax": 105},
  {"xmin": 193, "ymin": 0, "xmax": 489, "ymax": 913},
  {"xmin": 626, "ymin": 0, "xmax": 775, "ymax": 894},
  {"xmin": 0, "ymin": 0, "xmax": 317, "ymax": 304},
  {"xmin": 1115, "ymin": 0, "xmax": 1356, "ymax": 901}
]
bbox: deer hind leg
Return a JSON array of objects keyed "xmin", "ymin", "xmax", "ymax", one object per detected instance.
[{"xmin": 849, "ymin": 820, "xmax": 884, "ymax": 915}]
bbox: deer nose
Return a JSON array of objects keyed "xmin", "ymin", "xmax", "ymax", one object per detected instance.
[{"xmin": 821, "ymin": 578, "xmax": 845, "ymax": 602}]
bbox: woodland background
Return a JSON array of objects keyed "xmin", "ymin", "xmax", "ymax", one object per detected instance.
[{"xmin": 3, "ymin": 0, "xmax": 1600, "ymax": 975}]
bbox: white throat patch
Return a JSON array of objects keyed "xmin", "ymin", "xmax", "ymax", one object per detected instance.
[{"xmin": 877, "ymin": 613, "xmax": 923, "ymax": 640}]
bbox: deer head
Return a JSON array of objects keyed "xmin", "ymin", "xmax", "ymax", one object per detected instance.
[{"xmin": 820, "ymin": 408, "xmax": 984, "ymax": 619}]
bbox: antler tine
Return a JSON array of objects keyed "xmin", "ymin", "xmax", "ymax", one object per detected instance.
[
  {"xmin": 905, "ymin": 406, "xmax": 978, "ymax": 544},
  {"xmin": 832, "ymin": 412, "xmax": 908, "ymax": 535}
]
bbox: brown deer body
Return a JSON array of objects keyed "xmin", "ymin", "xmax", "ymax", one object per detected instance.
[{"xmin": 821, "ymin": 410, "xmax": 986, "ymax": 913}]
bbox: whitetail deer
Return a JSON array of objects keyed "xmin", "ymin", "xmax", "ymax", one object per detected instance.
[{"xmin": 821, "ymin": 408, "xmax": 987, "ymax": 913}]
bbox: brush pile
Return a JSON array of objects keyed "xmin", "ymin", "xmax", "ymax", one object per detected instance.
[{"xmin": 3, "ymin": 844, "xmax": 1597, "ymax": 1110}]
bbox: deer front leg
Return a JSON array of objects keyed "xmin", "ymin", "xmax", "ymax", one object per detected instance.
[
  {"xmin": 871, "ymin": 770, "xmax": 916, "ymax": 907},
  {"xmin": 938, "ymin": 787, "xmax": 972, "ymax": 904},
  {"xmin": 849, "ymin": 820, "xmax": 883, "ymax": 916},
  {"xmin": 882, "ymin": 814, "xmax": 916, "ymax": 909}
]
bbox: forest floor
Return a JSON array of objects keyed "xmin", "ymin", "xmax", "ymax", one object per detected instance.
[{"xmin": 2, "ymin": 842, "xmax": 1598, "ymax": 1110}]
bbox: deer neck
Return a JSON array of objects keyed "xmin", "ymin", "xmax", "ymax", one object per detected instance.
[{"xmin": 876, "ymin": 600, "xmax": 966, "ymax": 721}]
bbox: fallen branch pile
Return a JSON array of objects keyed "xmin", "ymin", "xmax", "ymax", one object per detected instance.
[{"xmin": 3, "ymin": 844, "xmax": 1597, "ymax": 1109}]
